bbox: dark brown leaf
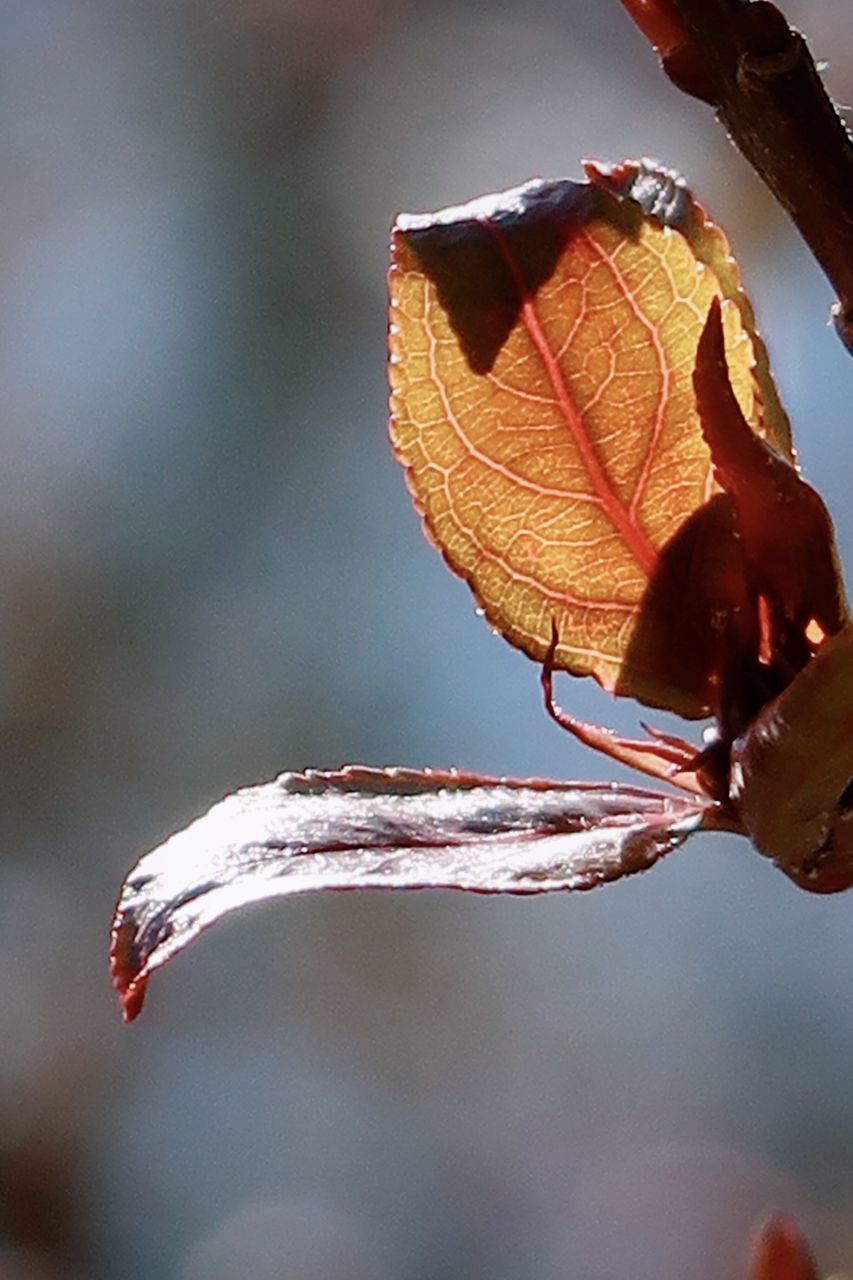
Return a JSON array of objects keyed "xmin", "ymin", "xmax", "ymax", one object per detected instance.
[
  {"xmin": 731, "ymin": 624, "xmax": 853, "ymax": 893},
  {"xmin": 694, "ymin": 297, "xmax": 847, "ymax": 670}
]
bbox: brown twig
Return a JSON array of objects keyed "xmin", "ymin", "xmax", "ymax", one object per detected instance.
[{"xmin": 619, "ymin": 0, "xmax": 853, "ymax": 352}]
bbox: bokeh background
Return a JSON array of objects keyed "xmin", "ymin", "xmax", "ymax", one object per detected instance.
[{"xmin": 3, "ymin": 1, "xmax": 853, "ymax": 1277}]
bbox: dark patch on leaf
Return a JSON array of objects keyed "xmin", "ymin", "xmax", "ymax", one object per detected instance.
[{"xmin": 395, "ymin": 179, "xmax": 619, "ymax": 373}]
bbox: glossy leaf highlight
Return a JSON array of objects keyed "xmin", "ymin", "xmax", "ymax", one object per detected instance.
[{"xmin": 111, "ymin": 767, "xmax": 706, "ymax": 1020}]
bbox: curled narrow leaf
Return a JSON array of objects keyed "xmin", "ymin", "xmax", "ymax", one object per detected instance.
[
  {"xmin": 389, "ymin": 160, "xmax": 788, "ymax": 717},
  {"xmin": 694, "ymin": 297, "xmax": 847, "ymax": 668},
  {"xmin": 111, "ymin": 767, "xmax": 708, "ymax": 1020}
]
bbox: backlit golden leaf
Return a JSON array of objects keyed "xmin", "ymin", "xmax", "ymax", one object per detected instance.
[{"xmin": 389, "ymin": 160, "xmax": 790, "ymax": 716}]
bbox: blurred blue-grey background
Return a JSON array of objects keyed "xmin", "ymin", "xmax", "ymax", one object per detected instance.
[{"xmin": 3, "ymin": 1, "xmax": 853, "ymax": 1276}]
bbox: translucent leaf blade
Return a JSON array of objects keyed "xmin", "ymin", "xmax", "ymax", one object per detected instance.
[
  {"xmin": 389, "ymin": 162, "xmax": 782, "ymax": 716},
  {"xmin": 585, "ymin": 158, "xmax": 793, "ymax": 460},
  {"xmin": 111, "ymin": 766, "xmax": 707, "ymax": 1021}
]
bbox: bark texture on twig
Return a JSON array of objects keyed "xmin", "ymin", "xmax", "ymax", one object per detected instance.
[{"xmin": 620, "ymin": 0, "xmax": 853, "ymax": 352}]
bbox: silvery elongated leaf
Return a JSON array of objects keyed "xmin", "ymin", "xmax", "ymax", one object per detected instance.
[{"xmin": 111, "ymin": 766, "xmax": 709, "ymax": 1020}]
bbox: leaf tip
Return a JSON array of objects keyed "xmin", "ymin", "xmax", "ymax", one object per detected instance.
[
  {"xmin": 110, "ymin": 911, "xmax": 148, "ymax": 1023},
  {"xmin": 745, "ymin": 1213, "xmax": 819, "ymax": 1280},
  {"xmin": 695, "ymin": 294, "xmax": 727, "ymax": 394}
]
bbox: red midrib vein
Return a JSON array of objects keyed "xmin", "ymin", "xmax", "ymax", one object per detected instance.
[{"xmin": 485, "ymin": 221, "xmax": 657, "ymax": 576}]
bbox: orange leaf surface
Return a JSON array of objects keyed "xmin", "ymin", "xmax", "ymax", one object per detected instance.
[{"xmin": 389, "ymin": 160, "xmax": 791, "ymax": 717}]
